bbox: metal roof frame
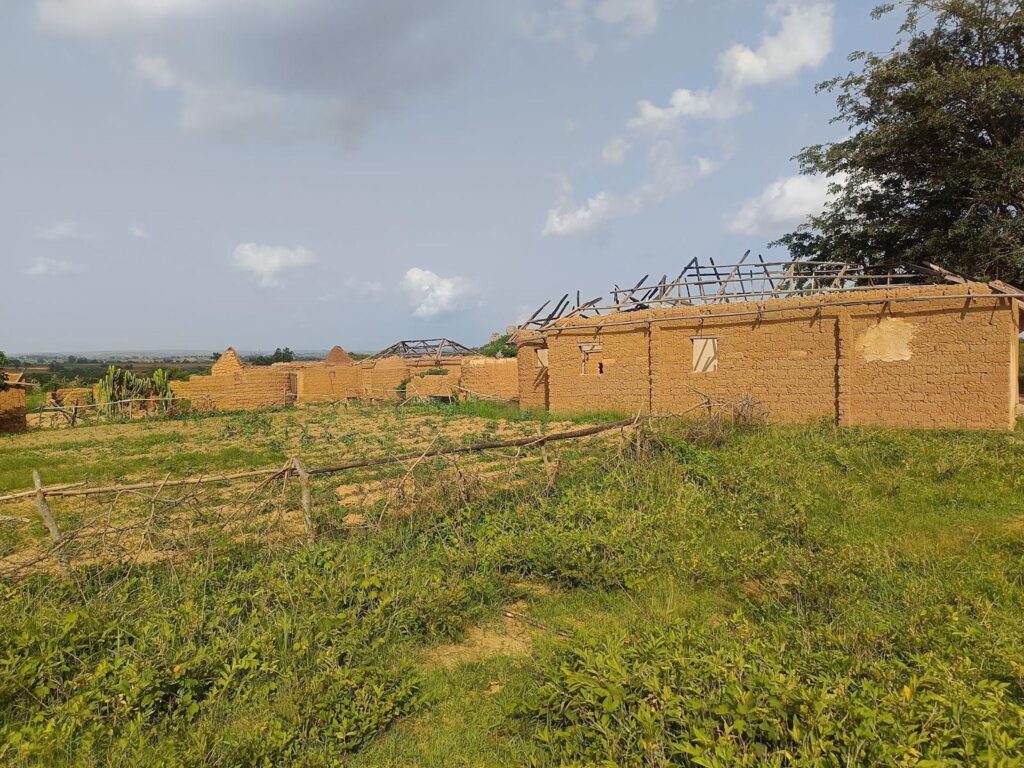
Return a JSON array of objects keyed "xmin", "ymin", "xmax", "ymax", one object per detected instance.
[
  {"xmin": 515, "ymin": 255, "xmax": 964, "ymax": 335},
  {"xmin": 369, "ymin": 338, "xmax": 475, "ymax": 362}
]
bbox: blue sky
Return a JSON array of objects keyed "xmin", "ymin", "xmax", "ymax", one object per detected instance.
[{"xmin": 0, "ymin": 0, "xmax": 894, "ymax": 353}]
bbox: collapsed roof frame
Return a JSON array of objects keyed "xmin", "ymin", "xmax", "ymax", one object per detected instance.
[
  {"xmin": 516, "ymin": 254, "xmax": 968, "ymax": 334},
  {"xmin": 369, "ymin": 338, "xmax": 476, "ymax": 363}
]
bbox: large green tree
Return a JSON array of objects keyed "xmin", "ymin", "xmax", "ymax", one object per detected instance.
[{"xmin": 778, "ymin": 1, "xmax": 1024, "ymax": 284}]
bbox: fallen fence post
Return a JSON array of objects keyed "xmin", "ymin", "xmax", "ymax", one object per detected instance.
[
  {"xmin": 292, "ymin": 458, "xmax": 316, "ymax": 543},
  {"xmin": 32, "ymin": 470, "xmax": 72, "ymax": 578},
  {"xmin": 2, "ymin": 411, "xmax": 730, "ymax": 503}
]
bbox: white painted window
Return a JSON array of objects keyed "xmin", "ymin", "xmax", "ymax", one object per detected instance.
[{"xmin": 692, "ymin": 337, "xmax": 719, "ymax": 373}]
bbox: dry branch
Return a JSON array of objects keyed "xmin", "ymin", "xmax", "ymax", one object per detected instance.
[
  {"xmin": 33, "ymin": 470, "xmax": 71, "ymax": 577},
  {"xmin": 0, "ymin": 418, "xmax": 638, "ymax": 502}
]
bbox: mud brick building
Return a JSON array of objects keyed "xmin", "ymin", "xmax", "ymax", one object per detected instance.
[
  {"xmin": 516, "ymin": 260, "xmax": 1023, "ymax": 430},
  {"xmin": 363, "ymin": 339, "xmax": 517, "ymax": 403},
  {"xmin": 0, "ymin": 374, "xmax": 28, "ymax": 434},
  {"xmin": 172, "ymin": 339, "xmax": 519, "ymax": 410}
]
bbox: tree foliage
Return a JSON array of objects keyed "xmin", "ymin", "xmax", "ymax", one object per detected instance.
[
  {"xmin": 477, "ymin": 334, "xmax": 516, "ymax": 358},
  {"xmin": 249, "ymin": 347, "xmax": 295, "ymax": 366},
  {"xmin": 777, "ymin": 1, "xmax": 1024, "ymax": 283}
]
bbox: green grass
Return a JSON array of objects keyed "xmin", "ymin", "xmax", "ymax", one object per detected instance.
[
  {"xmin": 24, "ymin": 391, "xmax": 46, "ymax": 411},
  {"xmin": 2, "ymin": 415, "xmax": 1024, "ymax": 765}
]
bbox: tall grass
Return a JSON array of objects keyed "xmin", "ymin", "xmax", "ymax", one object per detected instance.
[{"xmin": 2, "ymin": 418, "xmax": 1023, "ymax": 765}]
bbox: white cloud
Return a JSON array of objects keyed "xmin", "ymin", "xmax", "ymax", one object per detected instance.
[
  {"xmin": 626, "ymin": 1, "xmax": 832, "ymax": 135},
  {"xmin": 231, "ymin": 243, "xmax": 316, "ymax": 287},
  {"xmin": 521, "ymin": 0, "xmax": 662, "ymax": 62},
  {"xmin": 626, "ymin": 87, "xmax": 745, "ymax": 133},
  {"xmin": 39, "ymin": 0, "xmax": 486, "ymax": 145},
  {"xmin": 594, "ymin": 0, "xmax": 659, "ymax": 36},
  {"xmin": 721, "ymin": 1, "xmax": 834, "ymax": 89},
  {"xmin": 130, "ymin": 225, "xmax": 148, "ymax": 239},
  {"xmin": 601, "ymin": 135, "xmax": 631, "ymax": 165},
  {"xmin": 401, "ymin": 267, "xmax": 474, "ymax": 318},
  {"xmin": 133, "ymin": 53, "xmax": 177, "ymax": 89},
  {"xmin": 26, "ymin": 256, "xmax": 75, "ymax": 276},
  {"xmin": 546, "ymin": 1, "xmax": 834, "ymax": 235},
  {"xmin": 729, "ymin": 173, "xmax": 838, "ymax": 236},
  {"xmin": 343, "ymin": 277, "xmax": 386, "ymax": 296},
  {"xmin": 34, "ymin": 221, "xmax": 83, "ymax": 241},
  {"xmin": 544, "ymin": 142, "xmax": 718, "ymax": 235},
  {"xmin": 544, "ymin": 190, "xmax": 617, "ymax": 236}
]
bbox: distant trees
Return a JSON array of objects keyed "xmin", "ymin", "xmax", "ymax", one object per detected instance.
[
  {"xmin": 778, "ymin": 0, "xmax": 1024, "ymax": 284},
  {"xmin": 249, "ymin": 347, "xmax": 295, "ymax": 366},
  {"xmin": 477, "ymin": 335, "xmax": 516, "ymax": 358}
]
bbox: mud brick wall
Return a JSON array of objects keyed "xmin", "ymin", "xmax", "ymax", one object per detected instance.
[
  {"xmin": 540, "ymin": 283, "xmax": 1020, "ymax": 430},
  {"xmin": 545, "ymin": 325, "xmax": 650, "ymax": 415},
  {"xmin": 0, "ymin": 386, "xmax": 27, "ymax": 434},
  {"xmin": 295, "ymin": 366, "xmax": 364, "ymax": 404},
  {"xmin": 407, "ymin": 359, "xmax": 463, "ymax": 376},
  {"xmin": 359, "ymin": 357, "xmax": 411, "ymax": 401},
  {"xmin": 460, "ymin": 357, "xmax": 518, "ymax": 400},
  {"xmin": 172, "ymin": 368, "xmax": 292, "ymax": 412},
  {"xmin": 408, "ymin": 371, "xmax": 456, "ymax": 399},
  {"xmin": 649, "ymin": 312, "xmax": 838, "ymax": 423},
  {"xmin": 54, "ymin": 388, "xmax": 93, "ymax": 407},
  {"xmin": 211, "ymin": 348, "xmax": 245, "ymax": 375},
  {"xmin": 516, "ymin": 336, "xmax": 548, "ymax": 411},
  {"xmin": 843, "ymin": 293, "xmax": 1020, "ymax": 430}
]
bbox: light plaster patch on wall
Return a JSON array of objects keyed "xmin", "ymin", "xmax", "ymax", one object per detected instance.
[{"xmin": 856, "ymin": 317, "xmax": 917, "ymax": 362}]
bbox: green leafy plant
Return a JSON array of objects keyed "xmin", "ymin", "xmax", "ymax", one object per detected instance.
[
  {"xmin": 477, "ymin": 335, "xmax": 515, "ymax": 358},
  {"xmin": 94, "ymin": 366, "xmax": 176, "ymax": 416}
]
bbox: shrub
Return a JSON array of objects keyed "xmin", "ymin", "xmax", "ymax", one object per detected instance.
[
  {"xmin": 522, "ymin": 615, "xmax": 1024, "ymax": 767},
  {"xmin": 477, "ymin": 335, "xmax": 515, "ymax": 358}
]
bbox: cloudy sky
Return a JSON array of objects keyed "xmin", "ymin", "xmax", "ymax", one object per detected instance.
[{"xmin": 1, "ymin": 0, "xmax": 893, "ymax": 353}]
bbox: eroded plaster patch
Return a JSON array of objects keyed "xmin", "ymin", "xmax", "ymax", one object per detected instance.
[{"xmin": 855, "ymin": 317, "xmax": 917, "ymax": 362}]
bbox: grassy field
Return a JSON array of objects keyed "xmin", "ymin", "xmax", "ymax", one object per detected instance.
[{"xmin": 1, "ymin": 403, "xmax": 1023, "ymax": 766}]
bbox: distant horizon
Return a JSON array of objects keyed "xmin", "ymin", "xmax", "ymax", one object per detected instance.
[{"xmin": 4, "ymin": 343, "xmax": 488, "ymax": 359}]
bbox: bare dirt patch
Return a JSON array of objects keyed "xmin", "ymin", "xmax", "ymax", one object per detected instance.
[{"xmin": 423, "ymin": 603, "xmax": 534, "ymax": 669}]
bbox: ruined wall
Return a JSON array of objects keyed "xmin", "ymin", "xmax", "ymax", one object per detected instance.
[
  {"xmin": 359, "ymin": 357, "xmax": 411, "ymax": 401},
  {"xmin": 400, "ymin": 357, "xmax": 517, "ymax": 402},
  {"xmin": 460, "ymin": 357, "xmax": 518, "ymax": 400},
  {"xmin": 0, "ymin": 386, "xmax": 27, "ymax": 434},
  {"xmin": 517, "ymin": 336, "xmax": 549, "ymax": 411},
  {"xmin": 545, "ymin": 325, "xmax": 650, "ymax": 415},
  {"xmin": 294, "ymin": 366, "xmax": 363, "ymax": 404},
  {"xmin": 843, "ymin": 294, "xmax": 1019, "ymax": 430},
  {"xmin": 649, "ymin": 312, "xmax": 838, "ymax": 423},
  {"xmin": 211, "ymin": 348, "xmax": 244, "ymax": 375},
  {"xmin": 173, "ymin": 346, "xmax": 364, "ymax": 411},
  {"xmin": 407, "ymin": 371, "xmax": 456, "ymax": 399},
  {"xmin": 541, "ymin": 283, "xmax": 1019, "ymax": 430},
  {"xmin": 172, "ymin": 367, "xmax": 292, "ymax": 412},
  {"xmin": 54, "ymin": 387, "xmax": 93, "ymax": 407}
]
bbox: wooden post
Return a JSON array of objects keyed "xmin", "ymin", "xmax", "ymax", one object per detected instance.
[
  {"xmin": 32, "ymin": 470, "xmax": 71, "ymax": 577},
  {"xmin": 292, "ymin": 458, "xmax": 316, "ymax": 543}
]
